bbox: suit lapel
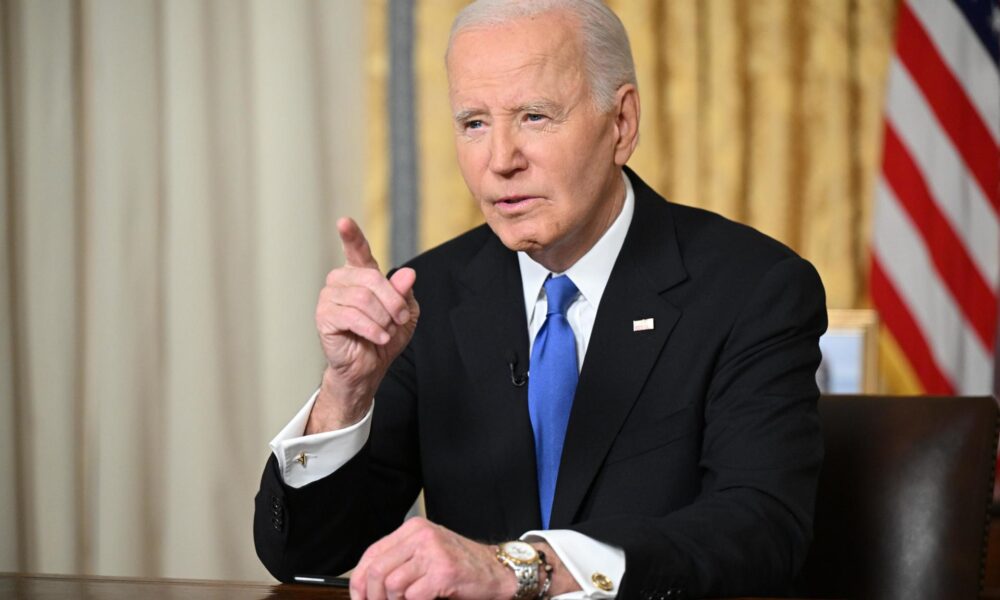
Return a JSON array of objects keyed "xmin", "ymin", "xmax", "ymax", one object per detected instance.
[
  {"xmin": 549, "ymin": 171, "xmax": 689, "ymax": 527},
  {"xmin": 449, "ymin": 233, "xmax": 542, "ymax": 534}
]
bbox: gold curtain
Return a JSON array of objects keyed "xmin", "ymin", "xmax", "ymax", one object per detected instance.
[{"xmin": 366, "ymin": 0, "xmax": 919, "ymax": 391}]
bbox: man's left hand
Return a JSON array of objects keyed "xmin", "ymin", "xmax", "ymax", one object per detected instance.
[{"xmin": 349, "ymin": 517, "xmax": 517, "ymax": 600}]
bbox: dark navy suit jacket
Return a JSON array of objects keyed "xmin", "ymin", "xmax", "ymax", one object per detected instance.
[{"xmin": 254, "ymin": 168, "xmax": 827, "ymax": 598}]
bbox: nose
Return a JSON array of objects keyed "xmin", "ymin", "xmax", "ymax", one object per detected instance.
[{"xmin": 488, "ymin": 125, "xmax": 527, "ymax": 176}]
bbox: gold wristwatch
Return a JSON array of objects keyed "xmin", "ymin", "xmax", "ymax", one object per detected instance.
[{"xmin": 495, "ymin": 541, "xmax": 542, "ymax": 599}]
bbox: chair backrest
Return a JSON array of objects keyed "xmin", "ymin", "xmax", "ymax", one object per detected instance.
[{"xmin": 794, "ymin": 395, "xmax": 999, "ymax": 599}]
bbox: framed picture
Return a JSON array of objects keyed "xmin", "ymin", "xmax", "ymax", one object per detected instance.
[{"xmin": 817, "ymin": 309, "xmax": 879, "ymax": 394}]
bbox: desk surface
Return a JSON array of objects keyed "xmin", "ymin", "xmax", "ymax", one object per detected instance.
[
  {"xmin": 0, "ymin": 574, "xmax": 814, "ymax": 600},
  {"xmin": 0, "ymin": 574, "xmax": 348, "ymax": 600},
  {"xmin": 3, "ymin": 573, "xmax": 998, "ymax": 600}
]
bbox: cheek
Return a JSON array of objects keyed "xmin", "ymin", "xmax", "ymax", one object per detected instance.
[{"xmin": 455, "ymin": 144, "xmax": 488, "ymax": 193}]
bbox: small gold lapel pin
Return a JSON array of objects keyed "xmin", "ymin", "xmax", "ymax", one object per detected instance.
[
  {"xmin": 632, "ymin": 318, "xmax": 654, "ymax": 332},
  {"xmin": 294, "ymin": 451, "xmax": 309, "ymax": 467}
]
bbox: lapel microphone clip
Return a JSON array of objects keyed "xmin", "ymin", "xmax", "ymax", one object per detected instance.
[{"xmin": 507, "ymin": 351, "xmax": 528, "ymax": 387}]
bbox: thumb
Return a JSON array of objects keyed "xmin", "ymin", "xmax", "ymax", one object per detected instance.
[
  {"xmin": 389, "ymin": 268, "xmax": 417, "ymax": 305},
  {"xmin": 389, "ymin": 267, "xmax": 420, "ymax": 318}
]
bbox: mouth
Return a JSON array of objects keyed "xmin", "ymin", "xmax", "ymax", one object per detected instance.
[
  {"xmin": 492, "ymin": 195, "xmax": 541, "ymax": 213},
  {"xmin": 496, "ymin": 195, "xmax": 534, "ymax": 206}
]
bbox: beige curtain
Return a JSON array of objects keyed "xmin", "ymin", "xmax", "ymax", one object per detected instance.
[{"xmin": 0, "ymin": 0, "xmax": 368, "ymax": 581}]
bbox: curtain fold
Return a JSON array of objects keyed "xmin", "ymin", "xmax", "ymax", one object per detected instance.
[{"xmin": 0, "ymin": 0, "xmax": 367, "ymax": 580}]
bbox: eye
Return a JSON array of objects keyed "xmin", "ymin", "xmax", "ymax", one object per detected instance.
[
  {"xmin": 525, "ymin": 113, "xmax": 546, "ymax": 123},
  {"xmin": 464, "ymin": 119, "xmax": 485, "ymax": 131}
]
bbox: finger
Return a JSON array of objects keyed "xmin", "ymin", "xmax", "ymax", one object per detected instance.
[
  {"xmin": 328, "ymin": 268, "xmax": 411, "ymax": 325},
  {"xmin": 326, "ymin": 285, "xmax": 395, "ymax": 331},
  {"xmin": 388, "ymin": 267, "xmax": 416, "ymax": 298},
  {"xmin": 338, "ymin": 217, "xmax": 380, "ymax": 270},
  {"xmin": 366, "ymin": 544, "xmax": 421, "ymax": 600},
  {"xmin": 353, "ymin": 527, "xmax": 420, "ymax": 600},
  {"xmin": 383, "ymin": 559, "xmax": 425, "ymax": 600},
  {"xmin": 322, "ymin": 305, "xmax": 394, "ymax": 345},
  {"xmin": 401, "ymin": 577, "xmax": 440, "ymax": 600},
  {"xmin": 389, "ymin": 268, "xmax": 418, "ymax": 317}
]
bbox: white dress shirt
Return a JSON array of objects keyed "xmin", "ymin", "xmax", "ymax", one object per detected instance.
[{"xmin": 270, "ymin": 172, "xmax": 635, "ymax": 598}]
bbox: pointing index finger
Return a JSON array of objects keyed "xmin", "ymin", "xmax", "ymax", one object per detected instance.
[{"xmin": 338, "ymin": 217, "xmax": 380, "ymax": 270}]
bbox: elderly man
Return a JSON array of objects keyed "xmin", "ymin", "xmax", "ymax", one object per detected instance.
[{"xmin": 254, "ymin": 1, "xmax": 826, "ymax": 598}]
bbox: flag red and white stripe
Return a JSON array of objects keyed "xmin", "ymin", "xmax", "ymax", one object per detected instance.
[{"xmin": 871, "ymin": 0, "xmax": 1000, "ymax": 398}]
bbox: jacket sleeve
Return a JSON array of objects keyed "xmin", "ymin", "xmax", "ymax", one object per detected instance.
[
  {"xmin": 252, "ymin": 344, "xmax": 423, "ymax": 582},
  {"xmin": 570, "ymin": 256, "xmax": 827, "ymax": 598}
]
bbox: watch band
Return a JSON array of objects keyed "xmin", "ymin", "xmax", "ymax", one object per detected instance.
[{"xmin": 495, "ymin": 543, "xmax": 542, "ymax": 600}]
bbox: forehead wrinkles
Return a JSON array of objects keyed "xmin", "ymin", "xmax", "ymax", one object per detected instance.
[
  {"xmin": 447, "ymin": 15, "xmax": 588, "ymax": 107},
  {"xmin": 452, "ymin": 57, "xmax": 580, "ymax": 107}
]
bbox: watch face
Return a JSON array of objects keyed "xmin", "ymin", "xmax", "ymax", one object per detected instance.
[{"xmin": 501, "ymin": 541, "xmax": 538, "ymax": 562}]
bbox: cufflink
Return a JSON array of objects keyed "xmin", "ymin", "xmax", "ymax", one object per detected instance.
[
  {"xmin": 591, "ymin": 572, "xmax": 614, "ymax": 592},
  {"xmin": 294, "ymin": 451, "xmax": 309, "ymax": 467}
]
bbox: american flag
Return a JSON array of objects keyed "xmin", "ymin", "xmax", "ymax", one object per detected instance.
[
  {"xmin": 870, "ymin": 0, "xmax": 1000, "ymax": 490},
  {"xmin": 871, "ymin": 0, "xmax": 999, "ymax": 394}
]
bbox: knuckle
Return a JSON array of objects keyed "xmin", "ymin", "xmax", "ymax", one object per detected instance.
[
  {"xmin": 383, "ymin": 571, "xmax": 407, "ymax": 594},
  {"xmin": 326, "ymin": 267, "xmax": 345, "ymax": 286},
  {"xmin": 359, "ymin": 268, "xmax": 383, "ymax": 287},
  {"xmin": 346, "ymin": 286, "xmax": 369, "ymax": 307},
  {"xmin": 414, "ymin": 526, "xmax": 438, "ymax": 546},
  {"xmin": 365, "ymin": 321, "xmax": 383, "ymax": 339}
]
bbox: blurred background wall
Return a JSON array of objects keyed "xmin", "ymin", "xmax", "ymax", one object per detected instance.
[{"xmin": 0, "ymin": 0, "xmax": 915, "ymax": 584}]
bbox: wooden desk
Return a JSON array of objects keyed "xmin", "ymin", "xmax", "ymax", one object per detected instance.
[
  {"xmin": 3, "ymin": 573, "xmax": 998, "ymax": 600},
  {"xmin": 0, "ymin": 574, "xmax": 348, "ymax": 600}
]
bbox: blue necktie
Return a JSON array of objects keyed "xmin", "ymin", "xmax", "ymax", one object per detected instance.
[{"xmin": 528, "ymin": 275, "xmax": 579, "ymax": 529}]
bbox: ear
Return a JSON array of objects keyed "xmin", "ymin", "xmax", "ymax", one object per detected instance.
[{"xmin": 611, "ymin": 83, "xmax": 640, "ymax": 166}]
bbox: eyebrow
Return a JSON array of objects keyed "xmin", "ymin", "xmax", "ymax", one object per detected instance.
[
  {"xmin": 518, "ymin": 100, "xmax": 561, "ymax": 115},
  {"xmin": 453, "ymin": 100, "xmax": 564, "ymax": 124},
  {"xmin": 453, "ymin": 108, "xmax": 483, "ymax": 124}
]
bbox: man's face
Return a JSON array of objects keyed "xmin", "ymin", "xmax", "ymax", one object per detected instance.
[{"xmin": 447, "ymin": 11, "xmax": 630, "ymax": 270}]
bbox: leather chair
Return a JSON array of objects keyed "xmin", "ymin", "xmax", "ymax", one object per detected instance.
[{"xmin": 793, "ymin": 395, "xmax": 999, "ymax": 599}]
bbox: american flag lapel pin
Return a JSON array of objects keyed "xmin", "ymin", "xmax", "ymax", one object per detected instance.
[{"xmin": 633, "ymin": 318, "xmax": 654, "ymax": 332}]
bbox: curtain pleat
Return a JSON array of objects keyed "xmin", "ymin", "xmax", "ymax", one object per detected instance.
[
  {"xmin": 415, "ymin": 0, "xmax": 480, "ymax": 252},
  {"xmin": 0, "ymin": 0, "xmax": 368, "ymax": 580}
]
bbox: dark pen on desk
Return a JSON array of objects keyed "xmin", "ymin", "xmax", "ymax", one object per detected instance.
[{"xmin": 293, "ymin": 575, "xmax": 350, "ymax": 587}]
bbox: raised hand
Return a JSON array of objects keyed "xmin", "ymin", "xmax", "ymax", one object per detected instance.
[{"xmin": 307, "ymin": 218, "xmax": 419, "ymax": 434}]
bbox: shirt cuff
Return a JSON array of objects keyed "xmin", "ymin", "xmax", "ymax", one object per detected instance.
[
  {"xmin": 268, "ymin": 389, "xmax": 373, "ymax": 488},
  {"xmin": 521, "ymin": 529, "xmax": 625, "ymax": 599}
]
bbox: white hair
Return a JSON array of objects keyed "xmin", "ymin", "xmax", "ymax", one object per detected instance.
[{"xmin": 446, "ymin": 0, "xmax": 637, "ymax": 112}]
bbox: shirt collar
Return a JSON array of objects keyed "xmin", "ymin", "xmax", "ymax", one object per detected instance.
[{"xmin": 517, "ymin": 170, "xmax": 635, "ymax": 316}]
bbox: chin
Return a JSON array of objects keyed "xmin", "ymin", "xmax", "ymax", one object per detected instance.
[{"xmin": 490, "ymin": 225, "xmax": 545, "ymax": 254}]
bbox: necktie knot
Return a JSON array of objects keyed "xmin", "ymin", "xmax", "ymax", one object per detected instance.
[{"xmin": 544, "ymin": 275, "xmax": 578, "ymax": 317}]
